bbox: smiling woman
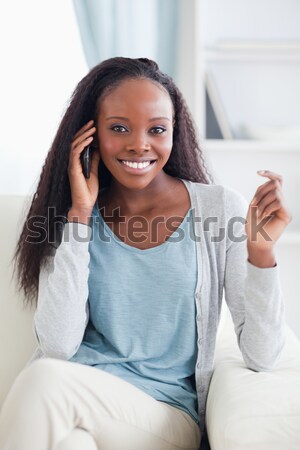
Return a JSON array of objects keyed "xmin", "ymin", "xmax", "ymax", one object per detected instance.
[{"xmin": 0, "ymin": 56, "xmax": 290, "ymax": 450}]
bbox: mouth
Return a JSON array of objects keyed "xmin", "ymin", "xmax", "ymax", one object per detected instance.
[{"xmin": 117, "ymin": 159, "xmax": 157, "ymax": 173}]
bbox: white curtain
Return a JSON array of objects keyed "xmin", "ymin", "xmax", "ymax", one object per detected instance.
[{"xmin": 72, "ymin": 0, "xmax": 180, "ymax": 78}]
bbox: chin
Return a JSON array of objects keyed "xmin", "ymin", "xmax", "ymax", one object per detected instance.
[
  {"xmin": 107, "ymin": 161, "xmax": 165, "ymax": 189},
  {"xmin": 118, "ymin": 177, "xmax": 156, "ymax": 191}
]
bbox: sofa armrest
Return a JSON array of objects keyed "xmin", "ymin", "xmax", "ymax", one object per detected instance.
[
  {"xmin": 206, "ymin": 304, "xmax": 300, "ymax": 450},
  {"xmin": 0, "ymin": 195, "xmax": 37, "ymax": 408}
]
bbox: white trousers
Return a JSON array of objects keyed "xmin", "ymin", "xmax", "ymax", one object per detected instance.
[{"xmin": 0, "ymin": 358, "xmax": 201, "ymax": 450}]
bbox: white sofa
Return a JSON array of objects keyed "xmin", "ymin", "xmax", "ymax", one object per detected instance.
[{"xmin": 1, "ymin": 195, "xmax": 300, "ymax": 450}]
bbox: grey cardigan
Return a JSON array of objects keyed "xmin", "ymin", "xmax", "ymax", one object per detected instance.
[{"xmin": 29, "ymin": 179, "xmax": 286, "ymax": 433}]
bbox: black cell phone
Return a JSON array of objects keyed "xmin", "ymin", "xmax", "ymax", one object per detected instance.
[{"xmin": 80, "ymin": 146, "xmax": 92, "ymax": 178}]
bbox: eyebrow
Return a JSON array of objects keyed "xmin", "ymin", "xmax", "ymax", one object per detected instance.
[{"xmin": 105, "ymin": 116, "xmax": 171, "ymax": 122}]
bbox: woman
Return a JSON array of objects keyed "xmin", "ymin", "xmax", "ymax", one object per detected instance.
[{"xmin": 0, "ymin": 57, "xmax": 291, "ymax": 450}]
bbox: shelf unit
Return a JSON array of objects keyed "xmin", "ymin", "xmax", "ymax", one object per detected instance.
[
  {"xmin": 203, "ymin": 139, "xmax": 300, "ymax": 153},
  {"xmin": 197, "ymin": 0, "xmax": 300, "ymax": 233},
  {"xmin": 197, "ymin": 0, "xmax": 300, "ymax": 140},
  {"xmin": 205, "ymin": 43, "xmax": 300, "ymax": 62},
  {"xmin": 195, "ymin": 0, "xmax": 300, "ymax": 339}
]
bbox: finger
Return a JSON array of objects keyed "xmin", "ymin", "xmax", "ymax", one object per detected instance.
[
  {"xmin": 256, "ymin": 190, "xmax": 282, "ymax": 218},
  {"xmin": 260, "ymin": 199, "xmax": 282, "ymax": 219},
  {"xmin": 72, "ymin": 127, "xmax": 96, "ymax": 150},
  {"xmin": 250, "ymin": 180, "xmax": 270, "ymax": 205},
  {"xmin": 73, "ymin": 120, "xmax": 94, "ymax": 141},
  {"xmin": 251, "ymin": 179, "xmax": 282, "ymax": 206},
  {"xmin": 257, "ymin": 170, "xmax": 283, "ymax": 185},
  {"xmin": 68, "ymin": 136, "xmax": 94, "ymax": 172},
  {"xmin": 71, "ymin": 136, "xmax": 94, "ymax": 157},
  {"xmin": 73, "ymin": 120, "xmax": 94, "ymax": 140}
]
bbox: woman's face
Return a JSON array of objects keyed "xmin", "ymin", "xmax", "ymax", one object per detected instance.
[{"xmin": 96, "ymin": 78, "xmax": 175, "ymax": 191}]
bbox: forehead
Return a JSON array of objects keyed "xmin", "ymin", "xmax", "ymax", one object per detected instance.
[{"xmin": 99, "ymin": 78, "xmax": 174, "ymax": 117}]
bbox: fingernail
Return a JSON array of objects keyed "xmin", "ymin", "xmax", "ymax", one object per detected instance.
[{"xmin": 257, "ymin": 170, "xmax": 265, "ymax": 174}]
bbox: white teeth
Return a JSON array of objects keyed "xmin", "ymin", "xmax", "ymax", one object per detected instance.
[{"xmin": 121, "ymin": 160, "xmax": 152, "ymax": 169}]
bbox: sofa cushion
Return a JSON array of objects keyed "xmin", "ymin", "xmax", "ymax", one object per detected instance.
[{"xmin": 206, "ymin": 314, "xmax": 300, "ymax": 450}]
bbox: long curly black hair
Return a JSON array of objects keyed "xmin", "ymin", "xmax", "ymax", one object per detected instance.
[{"xmin": 12, "ymin": 56, "xmax": 212, "ymax": 307}]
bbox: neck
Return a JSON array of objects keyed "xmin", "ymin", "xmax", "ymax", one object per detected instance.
[{"xmin": 104, "ymin": 172, "xmax": 181, "ymax": 216}]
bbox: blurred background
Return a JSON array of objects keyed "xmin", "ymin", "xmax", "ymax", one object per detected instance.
[{"xmin": 0, "ymin": 0, "xmax": 299, "ymax": 337}]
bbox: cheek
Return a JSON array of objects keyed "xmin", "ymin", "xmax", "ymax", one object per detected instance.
[
  {"xmin": 100, "ymin": 143, "xmax": 117, "ymax": 157},
  {"xmin": 98, "ymin": 132, "xmax": 120, "ymax": 157},
  {"xmin": 159, "ymin": 135, "xmax": 173, "ymax": 155}
]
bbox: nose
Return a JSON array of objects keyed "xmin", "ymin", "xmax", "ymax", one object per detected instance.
[{"xmin": 125, "ymin": 132, "xmax": 151, "ymax": 153}]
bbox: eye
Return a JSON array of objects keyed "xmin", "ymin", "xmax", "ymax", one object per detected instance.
[
  {"xmin": 110, "ymin": 125, "xmax": 127, "ymax": 133},
  {"xmin": 150, "ymin": 127, "xmax": 166, "ymax": 135}
]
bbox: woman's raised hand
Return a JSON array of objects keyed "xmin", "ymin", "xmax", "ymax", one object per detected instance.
[
  {"xmin": 245, "ymin": 170, "xmax": 292, "ymax": 267},
  {"xmin": 67, "ymin": 120, "xmax": 101, "ymax": 224}
]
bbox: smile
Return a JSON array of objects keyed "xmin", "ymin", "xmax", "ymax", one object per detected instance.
[
  {"xmin": 122, "ymin": 160, "xmax": 151, "ymax": 168},
  {"xmin": 117, "ymin": 159, "xmax": 157, "ymax": 173}
]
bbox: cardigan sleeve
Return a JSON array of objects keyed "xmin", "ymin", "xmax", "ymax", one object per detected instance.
[
  {"xmin": 223, "ymin": 186, "xmax": 286, "ymax": 371},
  {"xmin": 33, "ymin": 222, "xmax": 92, "ymax": 360}
]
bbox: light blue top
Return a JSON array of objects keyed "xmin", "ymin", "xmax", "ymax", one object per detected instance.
[
  {"xmin": 32, "ymin": 179, "xmax": 285, "ymax": 433},
  {"xmin": 69, "ymin": 201, "xmax": 199, "ymax": 424}
]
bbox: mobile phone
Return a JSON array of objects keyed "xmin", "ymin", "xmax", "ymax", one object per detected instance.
[{"xmin": 80, "ymin": 146, "xmax": 92, "ymax": 178}]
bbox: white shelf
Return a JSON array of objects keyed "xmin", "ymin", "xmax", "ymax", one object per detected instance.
[
  {"xmin": 204, "ymin": 46, "xmax": 300, "ymax": 62},
  {"xmin": 203, "ymin": 139, "xmax": 300, "ymax": 153},
  {"xmin": 205, "ymin": 42, "xmax": 300, "ymax": 62},
  {"xmin": 212, "ymin": 42, "xmax": 300, "ymax": 51}
]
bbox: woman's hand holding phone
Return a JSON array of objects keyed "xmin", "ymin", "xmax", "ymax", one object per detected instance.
[{"xmin": 67, "ymin": 120, "xmax": 100, "ymax": 225}]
